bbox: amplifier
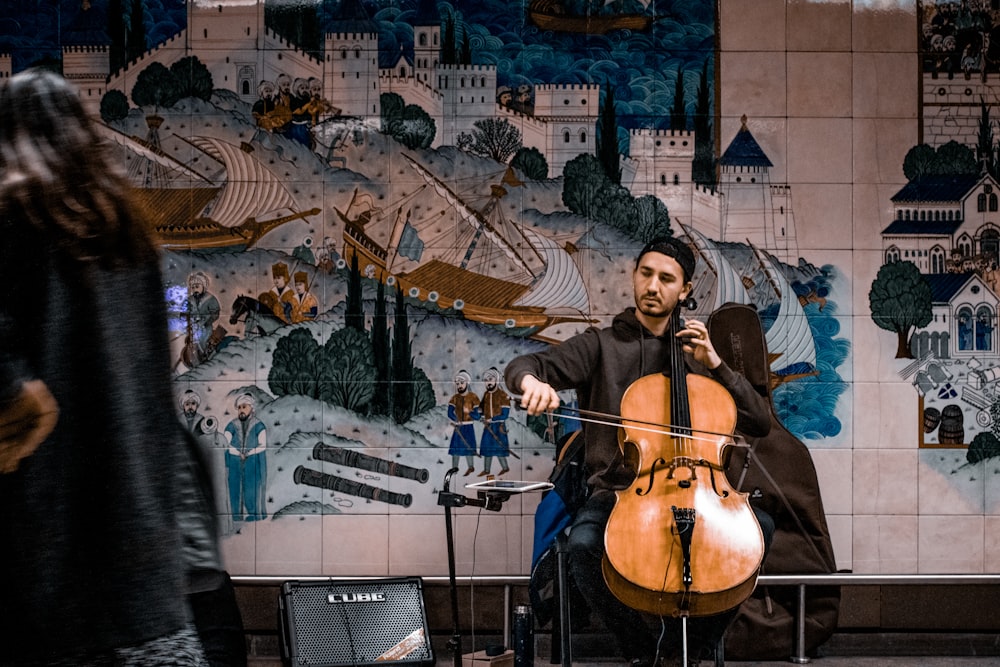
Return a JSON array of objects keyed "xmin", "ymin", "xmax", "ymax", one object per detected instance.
[{"xmin": 278, "ymin": 577, "xmax": 435, "ymax": 667}]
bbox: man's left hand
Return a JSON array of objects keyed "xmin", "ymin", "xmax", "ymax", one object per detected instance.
[{"xmin": 676, "ymin": 318, "xmax": 722, "ymax": 369}]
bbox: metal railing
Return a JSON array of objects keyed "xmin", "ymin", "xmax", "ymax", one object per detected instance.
[
  {"xmin": 754, "ymin": 573, "xmax": 1000, "ymax": 664},
  {"xmin": 232, "ymin": 573, "xmax": 1000, "ymax": 664}
]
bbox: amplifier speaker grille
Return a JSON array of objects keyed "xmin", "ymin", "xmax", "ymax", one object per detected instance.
[{"xmin": 279, "ymin": 577, "xmax": 435, "ymax": 667}]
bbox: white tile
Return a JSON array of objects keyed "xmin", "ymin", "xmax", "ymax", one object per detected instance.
[
  {"xmin": 825, "ymin": 513, "xmax": 853, "ymax": 572},
  {"xmin": 788, "ymin": 0, "xmax": 852, "ymax": 52},
  {"xmin": 254, "ymin": 515, "xmax": 323, "ymax": 575},
  {"xmin": 719, "ymin": 0, "xmax": 786, "ymax": 52},
  {"xmin": 786, "ymin": 117, "xmax": 853, "ymax": 185},
  {"xmin": 719, "ymin": 53, "xmax": 788, "ymax": 120},
  {"xmin": 787, "ymin": 52, "xmax": 853, "ymax": 118},
  {"xmin": 811, "ymin": 447, "xmax": 853, "ymax": 515},
  {"xmin": 323, "ymin": 514, "xmax": 390, "ymax": 575},
  {"xmin": 852, "ymin": 3, "xmax": 919, "ymax": 54},
  {"xmin": 853, "ymin": 52, "xmax": 920, "ymax": 119},
  {"xmin": 918, "ymin": 514, "xmax": 984, "ymax": 572},
  {"xmin": 852, "ymin": 448, "xmax": 919, "ymax": 515},
  {"xmin": 852, "ymin": 514, "xmax": 918, "ymax": 574}
]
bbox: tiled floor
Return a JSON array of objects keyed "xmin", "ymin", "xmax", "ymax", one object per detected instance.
[{"xmin": 248, "ymin": 627, "xmax": 1000, "ymax": 666}]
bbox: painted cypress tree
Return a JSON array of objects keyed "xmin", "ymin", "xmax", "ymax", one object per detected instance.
[
  {"xmin": 460, "ymin": 30, "xmax": 472, "ymax": 65},
  {"xmin": 108, "ymin": 0, "xmax": 126, "ymax": 72},
  {"xmin": 346, "ymin": 253, "xmax": 365, "ymax": 332},
  {"xmin": 370, "ymin": 279, "xmax": 390, "ymax": 417},
  {"xmin": 597, "ymin": 83, "xmax": 621, "ymax": 184},
  {"xmin": 390, "ymin": 286, "xmax": 414, "ymax": 424},
  {"xmin": 442, "ymin": 16, "xmax": 457, "ymax": 65},
  {"xmin": 692, "ymin": 59, "xmax": 716, "ymax": 188},
  {"xmin": 977, "ymin": 99, "xmax": 997, "ymax": 178},
  {"xmin": 670, "ymin": 66, "xmax": 687, "ymax": 131},
  {"xmin": 127, "ymin": 0, "xmax": 146, "ymax": 64}
]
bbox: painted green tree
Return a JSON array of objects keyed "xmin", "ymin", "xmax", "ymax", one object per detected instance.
[{"xmin": 868, "ymin": 260, "xmax": 933, "ymax": 359}]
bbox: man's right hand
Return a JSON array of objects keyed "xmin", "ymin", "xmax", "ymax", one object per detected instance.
[{"xmin": 518, "ymin": 374, "xmax": 561, "ymax": 416}]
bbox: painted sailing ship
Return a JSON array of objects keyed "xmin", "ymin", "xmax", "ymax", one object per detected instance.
[
  {"xmin": 528, "ymin": 0, "xmax": 654, "ymax": 34},
  {"xmin": 336, "ymin": 154, "xmax": 593, "ymax": 332},
  {"xmin": 681, "ymin": 224, "xmax": 818, "ymax": 385},
  {"xmin": 102, "ymin": 126, "xmax": 320, "ymax": 249}
]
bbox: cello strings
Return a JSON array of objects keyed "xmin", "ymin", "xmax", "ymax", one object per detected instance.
[{"xmin": 511, "ymin": 400, "xmax": 748, "ymax": 446}]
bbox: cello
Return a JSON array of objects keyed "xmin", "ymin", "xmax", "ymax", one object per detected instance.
[{"xmin": 602, "ymin": 306, "xmax": 765, "ymax": 618}]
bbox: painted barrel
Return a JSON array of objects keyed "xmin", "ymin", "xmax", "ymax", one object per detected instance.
[
  {"xmin": 923, "ymin": 406, "xmax": 941, "ymax": 433},
  {"xmin": 938, "ymin": 404, "xmax": 965, "ymax": 444}
]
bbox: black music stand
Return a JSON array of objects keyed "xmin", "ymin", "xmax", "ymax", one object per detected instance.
[
  {"xmin": 437, "ymin": 469, "xmax": 554, "ymax": 667},
  {"xmin": 437, "ymin": 468, "xmax": 513, "ymax": 667}
]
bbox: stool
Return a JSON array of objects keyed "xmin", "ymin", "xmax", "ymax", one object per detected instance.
[
  {"xmin": 550, "ymin": 534, "xmax": 726, "ymax": 667},
  {"xmin": 550, "ymin": 533, "xmax": 572, "ymax": 667}
]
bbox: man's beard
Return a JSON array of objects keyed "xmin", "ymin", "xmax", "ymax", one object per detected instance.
[
  {"xmin": 239, "ymin": 412, "xmax": 249, "ymax": 422},
  {"xmin": 637, "ymin": 296, "xmax": 670, "ymax": 319}
]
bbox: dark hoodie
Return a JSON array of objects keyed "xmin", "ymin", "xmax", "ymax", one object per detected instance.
[{"xmin": 504, "ymin": 307, "xmax": 771, "ymax": 490}]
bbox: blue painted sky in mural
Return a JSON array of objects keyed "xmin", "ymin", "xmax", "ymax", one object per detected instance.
[
  {"xmin": 383, "ymin": 0, "xmax": 714, "ymax": 130},
  {"xmin": 0, "ymin": 0, "xmax": 185, "ymax": 70}
]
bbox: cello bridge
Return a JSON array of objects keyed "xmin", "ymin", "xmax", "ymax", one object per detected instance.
[{"xmin": 665, "ymin": 456, "xmax": 699, "ymax": 482}]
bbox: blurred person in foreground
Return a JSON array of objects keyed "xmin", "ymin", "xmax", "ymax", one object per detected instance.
[{"xmin": 0, "ymin": 68, "xmax": 225, "ymax": 666}]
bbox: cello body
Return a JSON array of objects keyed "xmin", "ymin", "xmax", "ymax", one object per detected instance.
[{"xmin": 602, "ymin": 315, "xmax": 764, "ymax": 618}]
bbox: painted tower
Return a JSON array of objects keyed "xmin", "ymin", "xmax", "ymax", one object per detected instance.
[
  {"xmin": 412, "ymin": 0, "xmax": 440, "ymax": 87},
  {"xmin": 61, "ymin": 2, "xmax": 110, "ymax": 116},
  {"xmin": 186, "ymin": 0, "xmax": 265, "ymax": 102},
  {"xmin": 324, "ymin": 0, "xmax": 381, "ymax": 121},
  {"xmin": 437, "ymin": 64, "xmax": 499, "ymax": 147},
  {"xmin": 627, "ymin": 128, "xmax": 696, "ymax": 217},
  {"xmin": 717, "ymin": 115, "xmax": 798, "ymax": 261},
  {"xmin": 533, "ymin": 83, "xmax": 600, "ymax": 172}
]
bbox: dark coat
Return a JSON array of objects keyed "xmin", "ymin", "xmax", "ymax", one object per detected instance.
[{"xmin": 0, "ymin": 220, "xmax": 211, "ymax": 662}]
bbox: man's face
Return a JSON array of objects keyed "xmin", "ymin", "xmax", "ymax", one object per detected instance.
[
  {"xmin": 484, "ymin": 377, "xmax": 497, "ymax": 391},
  {"xmin": 189, "ymin": 282, "xmax": 205, "ymax": 296},
  {"xmin": 632, "ymin": 251, "xmax": 691, "ymax": 321},
  {"xmin": 455, "ymin": 379, "xmax": 468, "ymax": 394},
  {"xmin": 274, "ymin": 275, "xmax": 287, "ymax": 290},
  {"xmin": 183, "ymin": 399, "xmax": 198, "ymax": 416},
  {"xmin": 237, "ymin": 403, "xmax": 253, "ymax": 421},
  {"xmin": 295, "ymin": 281, "xmax": 306, "ymax": 295}
]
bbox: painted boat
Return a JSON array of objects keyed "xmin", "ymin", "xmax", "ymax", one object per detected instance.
[
  {"xmin": 680, "ymin": 224, "xmax": 818, "ymax": 380},
  {"xmin": 528, "ymin": 0, "xmax": 653, "ymax": 34},
  {"xmin": 336, "ymin": 155, "xmax": 592, "ymax": 332},
  {"xmin": 102, "ymin": 126, "xmax": 319, "ymax": 249}
]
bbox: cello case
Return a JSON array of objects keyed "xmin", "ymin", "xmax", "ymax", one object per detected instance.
[{"xmin": 707, "ymin": 303, "xmax": 840, "ymax": 660}]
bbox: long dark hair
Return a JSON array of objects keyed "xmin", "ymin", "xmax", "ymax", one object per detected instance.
[{"xmin": 0, "ymin": 68, "xmax": 156, "ymax": 267}]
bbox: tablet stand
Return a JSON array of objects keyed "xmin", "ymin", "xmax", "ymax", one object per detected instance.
[{"xmin": 437, "ymin": 467, "xmax": 515, "ymax": 667}]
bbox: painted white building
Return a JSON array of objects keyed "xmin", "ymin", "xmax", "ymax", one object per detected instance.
[
  {"xmin": 884, "ymin": 173, "xmax": 1000, "ymax": 274},
  {"xmin": 63, "ymin": 0, "xmax": 597, "ymax": 173}
]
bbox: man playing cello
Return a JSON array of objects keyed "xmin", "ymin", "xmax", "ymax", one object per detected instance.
[{"xmin": 504, "ymin": 236, "xmax": 774, "ymax": 666}]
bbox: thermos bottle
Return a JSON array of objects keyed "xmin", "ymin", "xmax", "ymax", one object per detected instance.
[{"xmin": 513, "ymin": 604, "xmax": 533, "ymax": 667}]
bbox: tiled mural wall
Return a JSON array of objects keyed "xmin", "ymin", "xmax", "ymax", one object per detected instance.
[{"xmin": 4, "ymin": 0, "xmax": 999, "ymax": 578}]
